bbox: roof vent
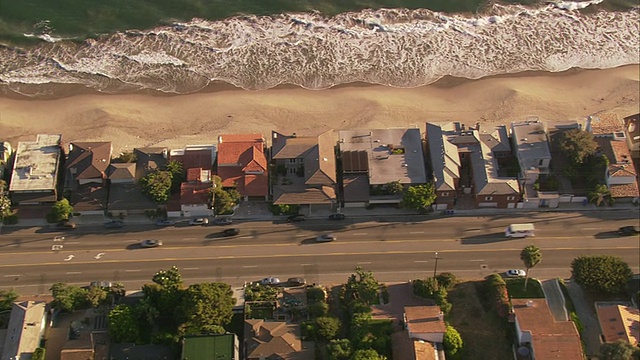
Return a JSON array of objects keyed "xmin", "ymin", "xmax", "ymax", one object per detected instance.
[
  {"xmin": 526, "ymin": 300, "xmax": 534, "ymax": 307},
  {"xmin": 322, "ymin": 157, "xmax": 328, "ymax": 161}
]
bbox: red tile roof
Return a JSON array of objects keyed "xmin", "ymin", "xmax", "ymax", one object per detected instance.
[
  {"xmin": 404, "ymin": 306, "xmax": 447, "ymax": 335},
  {"xmin": 217, "ymin": 134, "xmax": 268, "ymax": 197},
  {"xmin": 596, "ymin": 304, "xmax": 640, "ymax": 345},
  {"xmin": 180, "ymin": 182, "xmax": 211, "ymax": 205}
]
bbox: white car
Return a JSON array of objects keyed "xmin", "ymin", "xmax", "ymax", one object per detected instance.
[
  {"xmin": 260, "ymin": 277, "xmax": 281, "ymax": 286},
  {"xmin": 189, "ymin": 217, "xmax": 209, "ymax": 226},
  {"xmin": 505, "ymin": 269, "xmax": 526, "ymax": 278}
]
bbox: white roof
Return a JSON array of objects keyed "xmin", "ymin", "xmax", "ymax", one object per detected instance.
[
  {"xmin": 509, "ymin": 223, "xmax": 535, "ymax": 231},
  {"xmin": 9, "ymin": 134, "xmax": 61, "ymax": 192}
]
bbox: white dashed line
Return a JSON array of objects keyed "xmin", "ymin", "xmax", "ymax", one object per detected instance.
[
  {"xmin": 125, "ymin": 269, "xmax": 141, "ymax": 272},
  {"xmin": 410, "ymin": 231, "xmax": 425, "ymax": 234},
  {"xmin": 65, "ymin": 271, "xmax": 82, "ymax": 275},
  {"xmin": 65, "ymin": 242, "xmax": 80, "ymax": 245},
  {"xmin": 357, "ymin": 262, "xmax": 372, "ymax": 265},
  {"xmin": 243, "ymin": 266, "xmax": 258, "ymax": 268},
  {"xmin": 4, "ymin": 275, "xmax": 20, "ymax": 278},
  {"xmin": 413, "ymin": 260, "xmax": 428, "ymax": 263},
  {"xmin": 353, "ymin": 233, "xmax": 368, "ymax": 236},
  {"xmin": 470, "ymin": 259, "xmax": 485, "ymax": 262},
  {"xmin": 183, "ymin": 267, "xmax": 199, "ymax": 270}
]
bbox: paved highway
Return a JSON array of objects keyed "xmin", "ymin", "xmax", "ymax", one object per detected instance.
[{"xmin": 0, "ymin": 211, "xmax": 638, "ymax": 294}]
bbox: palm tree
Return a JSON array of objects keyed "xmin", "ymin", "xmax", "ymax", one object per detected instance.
[
  {"xmin": 589, "ymin": 184, "xmax": 611, "ymax": 206},
  {"xmin": 520, "ymin": 245, "xmax": 542, "ymax": 291}
]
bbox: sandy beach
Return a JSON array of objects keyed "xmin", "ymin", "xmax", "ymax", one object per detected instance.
[{"xmin": 0, "ymin": 65, "xmax": 638, "ymax": 155}]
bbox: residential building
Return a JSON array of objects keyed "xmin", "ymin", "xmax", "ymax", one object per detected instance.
[
  {"xmin": 511, "ymin": 120, "xmax": 554, "ymax": 208},
  {"xmin": 271, "ymin": 131, "xmax": 337, "ymax": 210},
  {"xmin": 338, "ymin": 128, "xmax": 426, "ymax": 207},
  {"xmin": 404, "ymin": 306, "xmax": 446, "ymax": 344},
  {"xmin": 586, "ymin": 112, "xmax": 625, "ymax": 137},
  {"xmin": 9, "ymin": 134, "xmax": 62, "ymax": 205},
  {"xmin": 596, "ymin": 304, "xmax": 640, "ymax": 346},
  {"xmin": 106, "ymin": 163, "xmax": 135, "ymax": 184},
  {"xmin": 0, "ymin": 142, "xmax": 12, "ymax": 181},
  {"xmin": 623, "ymin": 113, "xmax": 639, "ymax": 159},
  {"xmin": 107, "ymin": 183, "xmax": 157, "ymax": 216},
  {"xmin": 244, "ymin": 319, "xmax": 314, "ymax": 359},
  {"xmin": 511, "ymin": 299, "xmax": 584, "ymax": 360},
  {"xmin": 1, "ymin": 301, "xmax": 47, "ymax": 360},
  {"xmin": 59, "ymin": 332, "xmax": 94, "ymax": 360},
  {"xmin": 66, "ymin": 142, "xmax": 112, "ymax": 186},
  {"xmin": 69, "ymin": 185, "xmax": 108, "ymax": 215},
  {"xmin": 180, "ymin": 168, "xmax": 212, "ymax": 217},
  {"xmin": 133, "ymin": 147, "xmax": 168, "ymax": 181},
  {"xmin": 170, "ymin": 144, "xmax": 216, "ymax": 171},
  {"xmin": 595, "ymin": 137, "xmax": 639, "ymax": 202},
  {"xmin": 425, "ymin": 123, "xmax": 460, "ymax": 209},
  {"xmin": 181, "ymin": 334, "xmax": 240, "ymax": 360},
  {"xmin": 216, "ymin": 134, "xmax": 268, "ymax": 201}
]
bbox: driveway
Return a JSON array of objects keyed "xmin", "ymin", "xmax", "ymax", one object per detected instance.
[
  {"xmin": 565, "ymin": 279, "xmax": 602, "ymax": 356},
  {"xmin": 541, "ymin": 279, "xmax": 568, "ymax": 321},
  {"xmin": 371, "ymin": 282, "xmax": 433, "ymax": 331}
]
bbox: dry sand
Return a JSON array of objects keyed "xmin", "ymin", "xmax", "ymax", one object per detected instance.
[{"xmin": 0, "ymin": 65, "xmax": 638, "ymax": 154}]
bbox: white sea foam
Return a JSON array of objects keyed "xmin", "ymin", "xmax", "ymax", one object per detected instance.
[{"xmin": 2, "ymin": 1, "xmax": 638, "ymax": 96}]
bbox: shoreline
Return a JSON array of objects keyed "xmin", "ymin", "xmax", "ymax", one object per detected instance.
[{"xmin": 0, "ymin": 65, "xmax": 638, "ymax": 155}]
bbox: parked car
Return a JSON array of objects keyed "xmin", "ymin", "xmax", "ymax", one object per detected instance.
[
  {"xmin": 56, "ymin": 220, "xmax": 77, "ymax": 230},
  {"xmin": 89, "ymin": 281, "xmax": 112, "ymax": 289},
  {"xmin": 287, "ymin": 277, "xmax": 307, "ymax": 287},
  {"xmin": 260, "ymin": 277, "xmax": 281, "ymax": 286},
  {"xmin": 315, "ymin": 234, "xmax": 336, "ymax": 243},
  {"xmin": 505, "ymin": 269, "xmax": 526, "ymax": 278},
  {"xmin": 104, "ymin": 220, "xmax": 124, "ymax": 229},
  {"xmin": 618, "ymin": 226, "xmax": 640, "ymax": 236},
  {"xmin": 328, "ymin": 213, "xmax": 345, "ymax": 221},
  {"xmin": 287, "ymin": 214, "xmax": 306, "ymax": 222},
  {"xmin": 140, "ymin": 239, "xmax": 163, "ymax": 248},
  {"xmin": 222, "ymin": 228, "xmax": 240, "ymax": 237},
  {"xmin": 189, "ymin": 217, "xmax": 209, "ymax": 226},
  {"xmin": 214, "ymin": 218, "xmax": 233, "ymax": 226},
  {"xmin": 155, "ymin": 219, "xmax": 175, "ymax": 226}
]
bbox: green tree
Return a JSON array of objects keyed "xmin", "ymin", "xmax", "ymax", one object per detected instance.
[
  {"xmin": 32, "ymin": 348, "xmax": 45, "ymax": 360},
  {"xmin": 385, "ymin": 181, "xmax": 403, "ymax": 195},
  {"xmin": 86, "ymin": 285, "xmax": 108, "ymax": 307},
  {"xmin": 571, "ymin": 255, "xmax": 632, "ymax": 294},
  {"xmin": 108, "ymin": 304, "xmax": 140, "ymax": 343},
  {"xmin": 140, "ymin": 170, "xmax": 172, "ymax": 203},
  {"xmin": 557, "ymin": 128, "xmax": 598, "ymax": 165},
  {"xmin": 0, "ymin": 192, "xmax": 11, "ymax": 218},
  {"xmin": 589, "ymin": 184, "xmax": 611, "ymax": 206},
  {"xmin": 307, "ymin": 301, "xmax": 329, "ymax": 318},
  {"xmin": 315, "ymin": 316, "xmax": 341, "ymax": 340},
  {"xmin": 402, "ymin": 183, "xmax": 436, "ymax": 212},
  {"xmin": 152, "ymin": 266, "xmax": 183, "ymax": 290},
  {"xmin": 112, "ymin": 151, "xmax": 137, "ymax": 163},
  {"xmin": 180, "ymin": 282, "xmax": 235, "ymax": 335},
  {"xmin": 164, "ymin": 160, "xmax": 185, "ymax": 194},
  {"xmin": 599, "ymin": 340, "xmax": 640, "ymax": 360},
  {"xmin": 50, "ymin": 283, "xmax": 88, "ymax": 312},
  {"xmin": 48, "ymin": 198, "xmax": 73, "ymax": 222},
  {"xmin": 327, "ymin": 338, "xmax": 352, "ymax": 360},
  {"xmin": 435, "ymin": 272, "xmax": 458, "ymax": 291},
  {"xmin": 0, "ymin": 289, "xmax": 19, "ymax": 311},
  {"xmin": 520, "ymin": 245, "xmax": 542, "ymax": 290},
  {"xmin": 443, "ymin": 325, "xmax": 464, "ymax": 358},
  {"xmin": 211, "ymin": 176, "xmax": 242, "ymax": 215},
  {"xmin": 351, "ymin": 349, "xmax": 387, "ymax": 360}
]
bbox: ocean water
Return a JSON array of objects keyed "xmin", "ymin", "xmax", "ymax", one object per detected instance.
[{"xmin": 0, "ymin": 0, "xmax": 638, "ymax": 96}]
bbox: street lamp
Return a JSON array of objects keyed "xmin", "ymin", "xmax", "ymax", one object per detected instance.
[{"xmin": 433, "ymin": 252, "xmax": 440, "ymax": 278}]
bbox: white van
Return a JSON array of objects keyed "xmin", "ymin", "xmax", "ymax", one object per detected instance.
[{"xmin": 505, "ymin": 223, "xmax": 535, "ymax": 238}]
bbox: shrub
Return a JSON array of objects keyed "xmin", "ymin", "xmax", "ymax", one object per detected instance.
[
  {"xmin": 307, "ymin": 301, "xmax": 329, "ymax": 318},
  {"xmin": 436, "ymin": 272, "xmax": 458, "ymax": 291},
  {"xmin": 32, "ymin": 348, "xmax": 45, "ymax": 360},
  {"xmin": 571, "ymin": 255, "xmax": 632, "ymax": 294},
  {"xmin": 484, "ymin": 274, "xmax": 509, "ymax": 318},
  {"xmin": 413, "ymin": 278, "xmax": 438, "ymax": 299},
  {"xmin": 444, "ymin": 325, "xmax": 464, "ymax": 359},
  {"xmin": 307, "ymin": 286, "xmax": 326, "ymax": 302}
]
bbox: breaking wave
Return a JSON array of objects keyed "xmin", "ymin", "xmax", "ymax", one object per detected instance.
[{"xmin": 1, "ymin": 0, "xmax": 638, "ymax": 96}]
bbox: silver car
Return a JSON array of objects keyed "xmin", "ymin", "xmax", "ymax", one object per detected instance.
[{"xmin": 315, "ymin": 234, "xmax": 336, "ymax": 243}]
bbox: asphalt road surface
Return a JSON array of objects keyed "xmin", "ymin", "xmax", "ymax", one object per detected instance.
[{"xmin": 0, "ymin": 210, "xmax": 638, "ymax": 294}]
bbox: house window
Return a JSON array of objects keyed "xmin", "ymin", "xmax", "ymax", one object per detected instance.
[
  {"xmin": 288, "ymin": 168, "xmax": 297, "ymax": 174},
  {"xmin": 539, "ymin": 159, "xmax": 544, "ymax": 166},
  {"xmin": 441, "ymin": 192, "xmax": 449, "ymax": 197},
  {"xmin": 289, "ymin": 158, "xmax": 297, "ymax": 164},
  {"xmin": 485, "ymin": 196, "xmax": 493, "ymax": 201},
  {"xmin": 507, "ymin": 196, "xmax": 515, "ymax": 201}
]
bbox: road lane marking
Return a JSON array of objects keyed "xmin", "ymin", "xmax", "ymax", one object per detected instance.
[
  {"xmin": 413, "ymin": 261, "xmax": 428, "ymax": 263},
  {"xmin": 123, "ymin": 240, "xmax": 139, "ymax": 243},
  {"xmin": 183, "ymin": 267, "xmax": 199, "ymax": 270},
  {"xmin": 63, "ymin": 255, "xmax": 74, "ymax": 261},
  {"xmin": 240, "ymin": 236, "xmax": 252, "ymax": 239},
  {"xmin": 243, "ymin": 266, "xmax": 258, "ymax": 268},
  {"xmin": 353, "ymin": 233, "xmax": 368, "ymax": 235},
  {"xmin": 182, "ymin": 238, "xmax": 196, "ymax": 240},
  {"xmin": 65, "ymin": 271, "xmax": 81, "ymax": 275},
  {"xmin": 301, "ymin": 264, "xmax": 313, "ymax": 266},
  {"xmin": 296, "ymin": 234, "xmax": 307, "ymax": 237},
  {"xmin": 357, "ymin": 262, "xmax": 372, "ymax": 265},
  {"xmin": 94, "ymin": 253, "xmax": 106, "ymax": 260},
  {"xmin": 470, "ymin": 259, "xmax": 485, "ymax": 262},
  {"xmin": 4, "ymin": 275, "xmax": 20, "ymax": 277},
  {"xmin": 125, "ymin": 269, "xmax": 141, "ymax": 272},
  {"xmin": 65, "ymin": 242, "xmax": 80, "ymax": 245},
  {"xmin": 410, "ymin": 231, "xmax": 425, "ymax": 234}
]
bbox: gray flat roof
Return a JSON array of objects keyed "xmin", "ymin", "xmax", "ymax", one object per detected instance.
[
  {"xmin": 9, "ymin": 134, "xmax": 61, "ymax": 192},
  {"xmin": 339, "ymin": 128, "xmax": 426, "ymax": 185},
  {"xmin": 426, "ymin": 123, "xmax": 460, "ymax": 191},
  {"xmin": 511, "ymin": 121, "xmax": 551, "ymax": 170}
]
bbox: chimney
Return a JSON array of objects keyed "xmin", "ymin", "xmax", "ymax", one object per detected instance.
[
  {"xmin": 437, "ymin": 312, "xmax": 444, "ymax": 321},
  {"xmin": 162, "ymin": 149, "xmax": 168, "ymax": 159},
  {"xmin": 218, "ymin": 136, "xmax": 223, "ymax": 144}
]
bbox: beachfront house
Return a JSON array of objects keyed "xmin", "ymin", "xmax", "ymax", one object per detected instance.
[
  {"xmin": 270, "ymin": 131, "xmax": 337, "ymax": 213},
  {"xmin": 133, "ymin": 147, "xmax": 168, "ymax": 181},
  {"xmin": 9, "ymin": 134, "xmax": 62, "ymax": 205},
  {"xmin": 180, "ymin": 168, "xmax": 213, "ymax": 217},
  {"xmin": 216, "ymin": 134, "xmax": 269, "ymax": 201},
  {"xmin": 338, "ymin": 128, "xmax": 427, "ymax": 208},
  {"xmin": 623, "ymin": 113, "xmax": 639, "ymax": 159},
  {"xmin": 65, "ymin": 142, "xmax": 112, "ymax": 186}
]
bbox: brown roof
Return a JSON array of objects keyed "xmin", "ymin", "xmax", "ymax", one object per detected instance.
[
  {"xmin": 107, "ymin": 183, "xmax": 157, "ymax": 210},
  {"xmin": 596, "ymin": 304, "xmax": 640, "ymax": 345},
  {"xmin": 512, "ymin": 299, "xmax": 584, "ymax": 360},
  {"xmin": 70, "ymin": 185, "xmax": 108, "ymax": 212},
  {"xmin": 180, "ymin": 182, "xmax": 211, "ymax": 205},
  {"xmin": 272, "ymin": 185, "xmax": 336, "ymax": 205},
  {"xmin": 303, "ymin": 131, "xmax": 337, "ymax": 186},
  {"xmin": 609, "ymin": 183, "xmax": 640, "ymax": 198},
  {"xmin": 66, "ymin": 142, "xmax": 111, "ymax": 180},
  {"xmin": 244, "ymin": 320, "xmax": 313, "ymax": 360},
  {"xmin": 589, "ymin": 113, "xmax": 624, "ymax": 135},
  {"xmin": 271, "ymin": 132, "xmax": 316, "ymax": 159},
  {"xmin": 343, "ymin": 175, "xmax": 370, "ymax": 202},
  {"xmin": 404, "ymin": 306, "xmax": 447, "ymax": 335},
  {"xmin": 106, "ymin": 163, "xmax": 135, "ymax": 180},
  {"xmin": 134, "ymin": 147, "xmax": 167, "ymax": 180}
]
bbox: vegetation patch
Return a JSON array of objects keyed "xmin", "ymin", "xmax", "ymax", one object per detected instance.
[{"xmin": 505, "ymin": 278, "xmax": 545, "ymax": 298}]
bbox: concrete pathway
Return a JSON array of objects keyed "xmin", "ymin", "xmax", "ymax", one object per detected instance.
[
  {"xmin": 565, "ymin": 279, "xmax": 602, "ymax": 357},
  {"xmin": 541, "ymin": 279, "xmax": 568, "ymax": 321}
]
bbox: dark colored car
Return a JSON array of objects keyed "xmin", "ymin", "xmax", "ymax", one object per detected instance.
[
  {"xmin": 214, "ymin": 218, "xmax": 233, "ymax": 226},
  {"xmin": 287, "ymin": 214, "xmax": 306, "ymax": 222},
  {"xmin": 287, "ymin": 277, "xmax": 307, "ymax": 286},
  {"xmin": 222, "ymin": 228, "xmax": 240, "ymax": 237},
  {"xmin": 104, "ymin": 220, "xmax": 124, "ymax": 229},
  {"xmin": 56, "ymin": 220, "xmax": 77, "ymax": 230},
  {"xmin": 328, "ymin": 213, "xmax": 345, "ymax": 220},
  {"xmin": 618, "ymin": 226, "xmax": 640, "ymax": 236},
  {"xmin": 155, "ymin": 219, "xmax": 175, "ymax": 226}
]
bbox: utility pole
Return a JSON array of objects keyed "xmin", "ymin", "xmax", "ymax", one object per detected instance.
[{"xmin": 433, "ymin": 252, "xmax": 440, "ymax": 278}]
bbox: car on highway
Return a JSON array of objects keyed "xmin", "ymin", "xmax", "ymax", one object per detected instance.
[
  {"xmin": 328, "ymin": 213, "xmax": 345, "ymax": 220},
  {"xmin": 214, "ymin": 218, "xmax": 233, "ymax": 226},
  {"xmin": 618, "ymin": 225, "xmax": 640, "ymax": 236},
  {"xmin": 260, "ymin": 277, "xmax": 281, "ymax": 286},
  {"xmin": 155, "ymin": 219, "xmax": 175, "ymax": 226},
  {"xmin": 315, "ymin": 234, "xmax": 336, "ymax": 243},
  {"xmin": 222, "ymin": 228, "xmax": 240, "ymax": 237},
  {"xmin": 287, "ymin": 214, "xmax": 306, "ymax": 222},
  {"xmin": 56, "ymin": 220, "xmax": 77, "ymax": 230},
  {"xmin": 140, "ymin": 239, "xmax": 163, "ymax": 248},
  {"xmin": 287, "ymin": 277, "xmax": 307, "ymax": 287},
  {"xmin": 189, "ymin": 217, "xmax": 209, "ymax": 226},
  {"xmin": 505, "ymin": 269, "xmax": 526, "ymax": 278},
  {"xmin": 53, "ymin": 236, "xmax": 65, "ymax": 241},
  {"xmin": 104, "ymin": 220, "xmax": 124, "ymax": 229}
]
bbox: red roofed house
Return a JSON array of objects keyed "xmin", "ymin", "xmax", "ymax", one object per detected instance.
[
  {"xmin": 180, "ymin": 168, "xmax": 213, "ymax": 217},
  {"xmin": 217, "ymin": 134, "xmax": 268, "ymax": 201},
  {"xmin": 512, "ymin": 299, "xmax": 584, "ymax": 360},
  {"xmin": 596, "ymin": 303, "xmax": 639, "ymax": 346}
]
